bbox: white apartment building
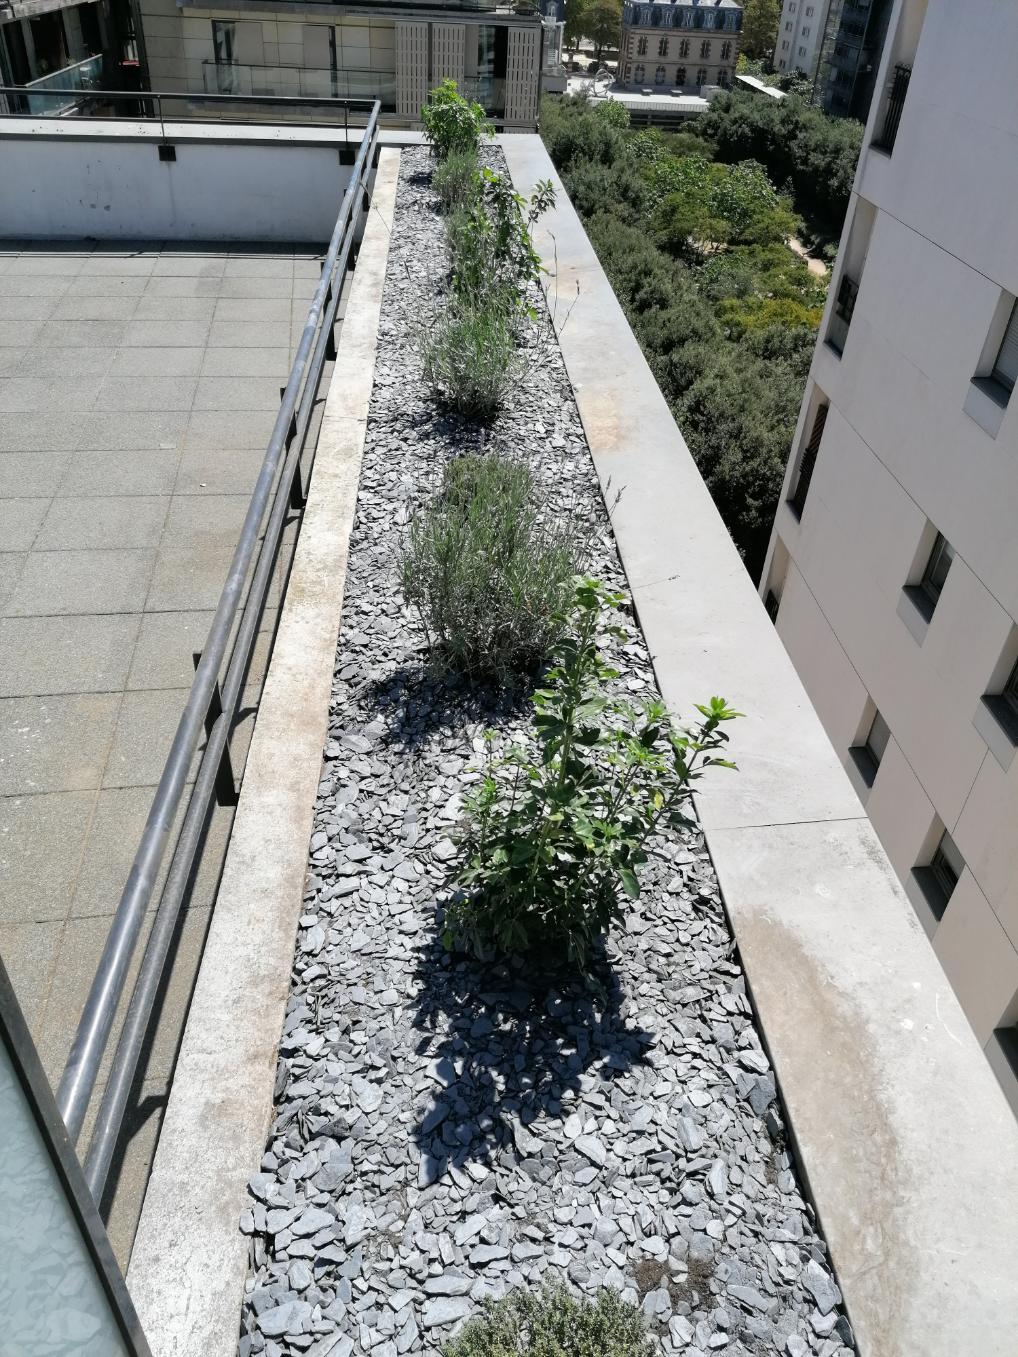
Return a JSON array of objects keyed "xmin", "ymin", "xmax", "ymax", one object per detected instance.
[
  {"xmin": 773, "ymin": 0, "xmax": 829, "ymax": 78},
  {"xmin": 762, "ymin": 0, "xmax": 1018, "ymax": 1112}
]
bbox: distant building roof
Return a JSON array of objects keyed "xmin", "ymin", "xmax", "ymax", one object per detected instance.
[{"xmin": 735, "ymin": 73, "xmax": 787, "ymax": 99}]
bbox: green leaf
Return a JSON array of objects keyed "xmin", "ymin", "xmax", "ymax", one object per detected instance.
[{"xmin": 618, "ymin": 865, "xmax": 640, "ymax": 899}]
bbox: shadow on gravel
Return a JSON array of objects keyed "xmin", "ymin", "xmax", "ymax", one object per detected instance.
[
  {"xmin": 409, "ymin": 939, "xmax": 655, "ymax": 1173},
  {"xmin": 363, "ymin": 663, "xmax": 533, "ymax": 754}
]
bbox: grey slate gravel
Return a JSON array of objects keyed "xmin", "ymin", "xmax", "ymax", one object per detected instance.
[{"xmin": 237, "ymin": 147, "xmax": 853, "ymax": 1357}]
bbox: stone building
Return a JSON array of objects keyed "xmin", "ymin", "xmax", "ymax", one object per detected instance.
[{"xmin": 618, "ymin": 0, "xmax": 741, "ymax": 94}]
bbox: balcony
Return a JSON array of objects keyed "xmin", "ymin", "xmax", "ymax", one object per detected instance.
[
  {"xmin": 23, "ymin": 53, "xmax": 104, "ymax": 115},
  {"xmin": 1, "ymin": 103, "xmax": 1017, "ymax": 1357},
  {"xmin": 872, "ymin": 61, "xmax": 911, "ymax": 152},
  {"xmin": 826, "ymin": 273, "xmax": 858, "ymax": 354},
  {"xmin": 203, "ymin": 59, "xmax": 396, "ymax": 107}
]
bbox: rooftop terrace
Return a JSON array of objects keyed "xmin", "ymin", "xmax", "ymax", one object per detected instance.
[{"xmin": 1, "ymin": 106, "xmax": 1017, "ymax": 1357}]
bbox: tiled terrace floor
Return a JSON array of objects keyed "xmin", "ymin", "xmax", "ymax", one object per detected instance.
[{"xmin": 0, "ymin": 240, "xmax": 324, "ymax": 1262}]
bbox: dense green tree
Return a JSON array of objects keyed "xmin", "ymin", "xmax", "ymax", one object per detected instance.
[
  {"xmin": 739, "ymin": 0, "xmax": 781, "ymax": 61},
  {"xmin": 563, "ymin": 0, "xmax": 588, "ymax": 52},
  {"xmin": 583, "ymin": 0, "xmax": 623, "ymax": 57}
]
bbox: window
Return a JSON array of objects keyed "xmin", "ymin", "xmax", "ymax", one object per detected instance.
[
  {"xmin": 658, "ymin": 36, "xmax": 668, "ymax": 55},
  {"xmin": 678, "ymin": 38, "xmax": 689, "ymax": 57},
  {"xmin": 720, "ymin": 40, "xmax": 732, "ymax": 60},
  {"xmin": 700, "ymin": 39, "xmax": 711, "ymax": 57},
  {"xmin": 696, "ymin": 67, "xmax": 707, "ymax": 85},
  {"xmin": 850, "ymin": 707, "xmax": 890, "ymax": 788},
  {"xmin": 782, "ymin": 39, "xmax": 789, "ymax": 50},
  {"xmin": 801, "ymin": 25, "xmax": 810, "ymax": 36},
  {"xmin": 651, "ymin": 7, "xmax": 661, "ymax": 25},
  {"xmin": 919, "ymin": 532, "xmax": 954, "ymax": 609},
  {"xmin": 999, "ymin": 656, "xmax": 1018, "ymax": 720},
  {"xmin": 675, "ymin": 65, "xmax": 686, "ymax": 83},
  {"xmin": 827, "ymin": 273, "xmax": 858, "ymax": 354},
  {"xmin": 212, "ymin": 18, "xmax": 235, "ymax": 63},
  {"xmin": 655, "ymin": 64, "xmax": 666, "ymax": 83},
  {"xmin": 634, "ymin": 64, "xmax": 645, "ymax": 83},
  {"xmin": 789, "ymin": 401, "xmax": 828, "ymax": 516},
  {"xmin": 637, "ymin": 35, "xmax": 647, "ymax": 54},
  {"xmin": 929, "ymin": 832, "xmax": 963, "ymax": 905},
  {"xmin": 798, "ymin": 44, "xmax": 807, "ymax": 56},
  {"xmin": 806, "ymin": 3, "xmax": 814, "ymax": 12},
  {"xmin": 765, "ymin": 590, "xmax": 780, "ymax": 622},
  {"xmin": 991, "ymin": 301, "xmax": 1018, "ymax": 394},
  {"xmin": 873, "ymin": 63, "xmax": 912, "ymax": 154}
]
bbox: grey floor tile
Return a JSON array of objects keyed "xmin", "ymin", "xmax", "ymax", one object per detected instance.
[
  {"xmin": 217, "ymin": 277, "xmax": 294, "ymax": 300},
  {"xmin": 0, "ymin": 613, "xmax": 140, "ymax": 696},
  {"xmin": 7, "ymin": 256, "xmax": 84, "ymax": 277},
  {"xmin": 127, "ymin": 610, "xmax": 214, "ymax": 689},
  {"xmin": 58, "ymin": 450, "xmax": 181, "ymax": 499},
  {"xmin": 151, "ymin": 256, "xmax": 227, "ymax": 278},
  {"xmin": 0, "ymin": 498, "xmax": 50, "ymax": 550},
  {"xmin": 199, "ymin": 347, "xmax": 292, "ymax": 378},
  {"xmin": 78, "ymin": 255, "xmax": 157, "ymax": 277},
  {"xmin": 123, "ymin": 320, "xmax": 212, "ymax": 348},
  {"xmin": 0, "ymin": 322, "xmax": 43, "ymax": 348},
  {"xmin": 76, "ymin": 411, "xmax": 188, "ymax": 452},
  {"xmin": 161, "ymin": 495, "xmax": 251, "ymax": 553},
  {"xmin": 0, "ymin": 918, "xmax": 63, "ymax": 1034},
  {"xmin": 174, "ymin": 446, "xmax": 265, "ymax": 495},
  {"xmin": 35, "ymin": 495, "xmax": 169, "ymax": 551},
  {"xmin": 68, "ymin": 784, "xmax": 180, "ymax": 918},
  {"xmin": 0, "ymin": 294, "xmax": 62, "ymax": 321},
  {"xmin": 0, "ymin": 411, "xmax": 84, "ymax": 451},
  {"xmin": 14, "ymin": 347, "xmax": 115, "ymax": 378},
  {"xmin": 145, "ymin": 546, "xmax": 236, "ymax": 612},
  {"xmin": 37, "ymin": 319, "xmax": 127, "ymax": 348},
  {"xmin": 0, "ymin": 377, "xmax": 103, "ymax": 414},
  {"xmin": 191, "ymin": 376, "xmax": 283, "ymax": 412},
  {"xmin": 102, "ymin": 688, "xmax": 200, "ymax": 788},
  {"xmin": 213, "ymin": 297, "xmax": 292, "ymax": 324},
  {"xmin": 68, "ymin": 275, "xmax": 149, "ymax": 299},
  {"xmin": 102, "ymin": 1074, "xmax": 170, "ymax": 1270},
  {"xmin": 182, "ymin": 410, "xmax": 277, "ymax": 451},
  {"xmin": 108, "ymin": 347, "xmax": 204, "ymax": 378},
  {"xmin": 57, "ymin": 295, "xmax": 140, "ymax": 321},
  {"xmin": 0, "ymin": 349, "xmax": 24, "ymax": 375},
  {"xmin": 93, "ymin": 376, "xmax": 199, "ymax": 413},
  {"xmin": 0, "ymin": 275, "xmax": 73, "ymax": 297},
  {"xmin": 224, "ymin": 257, "xmax": 293, "ymax": 278},
  {"xmin": 0, "ymin": 452, "xmax": 71, "ymax": 498},
  {"xmin": 142, "ymin": 276, "xmax": 223, "ymax": 298},
  {"xmin": 0, "ymin": 789, "xmax": 95, "ymax": 924},
  {"xmin": 0, "ymin": 693, "xmax": 120, "ymax": 795},
  {"xmin": 5, "ymin": 549, "xmax": 156, "ymax": 617},
  {"xmin": 0, "ymin": 553, "xmax": 25, "ymax": 609},
  {"xmin": 207, "ymin": 321, "xmax": 293, "ymax": 349},
  {"xmin": 132, "ymin": 295, "xmax": 217, "ymax": 322}
]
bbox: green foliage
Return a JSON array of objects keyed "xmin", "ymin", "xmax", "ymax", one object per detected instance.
[
  {"xmin": 563, "ymin": 0, "xmax": 587, "ymax": 50},
  {"xmin": 692, "ymin": 91, "xmax": 863, "ymax": 241},
  {"xmin": 400, "ymin": 455, "xmax": 580, "ymax": 679},
  {"xmin": 594, "ymin": 98, "xmax": 629, "ymax": 130},
  {"xmin": 448, "ymin": 579, "xmax": 740, "ymax": 966},
  {"xmin": 422, "ymin": 79, "xmax": 491, "ymax": 161},
  {"xmin": 443, "ymin": 1285, "xmax": 657, "ymax": 1357},
  {"xmin": 432, "ymin": 149, "xmax": 483, "ymax": 213},
  {"xmin": 447, "ymin": 169, "xmax": 556, "ymax": 318},
  {"xmin": 539, "ymin": 94, "xmax": 629, "ymax": 172},
  {"xmin": 421, "ymin": 299, "xmax": 519, "ymax": 419},
  {"xmin": 739, "ymin": 0, "xmax": 781, "ymax": 61},
  {"xmin": 583, "ymin": 0, "xmax": 623, "ymax": 54}
]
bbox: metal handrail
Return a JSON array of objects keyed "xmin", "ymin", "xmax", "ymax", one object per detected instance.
[
  {"xmin": 0, "ymin": 84, "xmax": 377, "ymax": 136},
  {"xmin": 50, "ymin": 100, "xmax": 381, "ymax": 1190}
]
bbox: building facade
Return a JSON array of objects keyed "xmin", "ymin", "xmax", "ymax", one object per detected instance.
[
  {"xmin": 134, "ymin": 0, "xmax": 552, "ymax": 128},
  {"xmin": 761, "ymin": 0, "xmax": 1018, "ymax": 1112},
  {"xmin": 0, "ymin": 0, "xmax": 113, "ymax": 109},
  {"xmin": 773, "ymin": 0, "xmax": 830, "ymax": 79},
  {"xmin": 618, "ymin": 0, "xmax": 741, "ymax": 94},
  {"xmin": 814, "ymin": 0, "xmax": 892, "ymax": 120}
]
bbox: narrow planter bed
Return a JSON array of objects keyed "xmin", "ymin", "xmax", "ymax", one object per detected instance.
[{"xmin": 237, "ymin": 144, "xmax": 852, "ymax": 1357}]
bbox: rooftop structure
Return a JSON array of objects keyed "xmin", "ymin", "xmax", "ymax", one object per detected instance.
[{"xmin": 762, "ymin": 0, "xmax": 1018, "ymax": 1111}]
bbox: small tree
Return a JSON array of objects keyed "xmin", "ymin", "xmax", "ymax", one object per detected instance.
[
  {"xmin": 421, "ymin": 80, "xmax": 491, "ymax": 160},
  {"xmin": 563, "ymin": 0, "xmax": 588, "ymax": 52},
  {"xmin": 583, "ymin": 0, "xmax": 622, "ymax": 58},
  {"xmin": 740, "ymin": 0, "xmax": 781, "ymax": 61}
]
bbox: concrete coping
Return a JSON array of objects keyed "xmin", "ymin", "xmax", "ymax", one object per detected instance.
[{"xmin": 499, "ymin": 134, "xmax": 1018, "ymax": 1356}]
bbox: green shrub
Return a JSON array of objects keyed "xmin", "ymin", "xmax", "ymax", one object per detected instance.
[
  {"xmin": 421, "ymin": 299, "xmax": 519, "ymax": 419},
  {"xmin": 444, "ymin": 1285, "xmax": 657, "ymax": 1357},
  {"xmin": 446, "ymin": 171, "xmax": 556, "ymax": 317},
  {"xmin": 433, "ymin": 149, "xmax": 483, "ymax": 212},
  {"xmin": 422, "ymin": 79, "xmax": 491, "ymax": 160},
  {"xmin": 400, "ymin": 454, "xmax": 581, "ymax": 680},
  {"xmin": 449, "ymin": 579, "xmax": 740, "ymax": 967}
]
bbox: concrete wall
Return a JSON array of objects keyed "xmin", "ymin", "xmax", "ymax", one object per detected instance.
[
  {"xmin": 762, "ymin": 0, "xmax": 1018, "ymax": 1110},
  {"xmin": 0, "ymin": 125, "xmax": 355, "ymax": 239}
]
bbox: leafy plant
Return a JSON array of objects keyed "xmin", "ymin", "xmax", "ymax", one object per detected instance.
[
  {"xmin": 422, "ymin": 79, "xmax": 491, "ymax": 161},
  {"xmin": 448, "ymin": 579, "xmax": 740, "ymax": 967},
  {"xmin": 447, "ymin": 170, "xmax": 557, "ymax": 318},
  {"xmin": 433, "ymin": 149, "xmax": 483, "ymax": 212},
  {"xmin": 421, "ymin": 299, "xmax": 519, "ymax": 419},
  {"xmin": 443, "ymin": 1284, "xmax": 656, "ymax": 1357},
  {"xmin": 400, "ymin": 455, "xmax": 581, "ymax": 679}
]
